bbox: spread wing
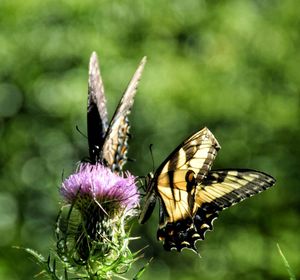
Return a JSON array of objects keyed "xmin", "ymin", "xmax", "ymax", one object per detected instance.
[
  {"xmin": 102, "ymin": 57, "xmax": 147, "ymax": 172},
  {"xmin": 139, "ymin": 127, "xmax": 220, "ymax": 225},
  {"xmin": 156, "ymin": 127, "xmax": 220, "ymax": 224},
  {"xmin": 159, "ymin": 169, "xmax": 276, "ymax": 252},
  {"xmin": 87, "ymin": 52, "xmax": 109, "ymax": 163}
]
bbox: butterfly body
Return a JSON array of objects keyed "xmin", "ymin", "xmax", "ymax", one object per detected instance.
[{"xmin": 139, "ymin": 127, "xmax": 275, "ymax": 252}]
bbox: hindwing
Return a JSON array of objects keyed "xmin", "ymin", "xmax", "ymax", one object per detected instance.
[{"xmin": 158, "ymin": 169, "xmax": 275, "ymax": 251}]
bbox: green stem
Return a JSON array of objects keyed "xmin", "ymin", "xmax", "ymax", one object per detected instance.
[{"xmin": 277, "ymin": 243, "xmax": 296, "ymax": 280}]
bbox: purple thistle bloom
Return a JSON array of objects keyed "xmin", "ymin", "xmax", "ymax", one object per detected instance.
[
  {"xmin": 57, "ymin": 163, "xmax": 140, "ymax": 265},
  {"xmin": 61, "ymin": 163, "xmax": 139, "ymax": 213}
]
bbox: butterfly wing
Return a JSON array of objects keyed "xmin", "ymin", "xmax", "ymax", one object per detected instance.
[
  {"xmin": 87, "ymin": 52, "xmax": 109, "ymax": 163},
  {"xmin": 196, "ymin": 169, "xmax": 276, "ymax": 210},
  {"xmin": 139, "ymin": 127, "xmax": 220, "ymax": 224},
  {"xmin": 156, "ymin": 127, "xmax": 221, "ymax": 223},
  {"xmin": 101, "ymin": 57, "xmax": 147, "ymax": 172},
  {"xmin": 158, "ymin": 169, "xmax": 276, "ymax": 251}
]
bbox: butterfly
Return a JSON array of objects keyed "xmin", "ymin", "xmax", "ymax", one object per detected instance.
[
  {"xmin": 139, "ymin": 127, "xmax": 276, "ymax": 252},
  {"xmin": 87, "ymin": 52, "xmax": 146, "ymax": 172}
]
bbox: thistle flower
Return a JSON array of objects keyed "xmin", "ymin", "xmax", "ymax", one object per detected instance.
[
  {"xmin": 61, "ymin": 163, "xmax": 138, "ymax": 213},
  {"xmin": 56, "ymin": 163, "xmax": 140, "ymax": 279}
]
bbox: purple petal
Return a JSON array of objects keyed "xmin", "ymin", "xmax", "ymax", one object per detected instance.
[{"xmin": 61, "ymin": 163, "xmax": 139, "ymax": 210}]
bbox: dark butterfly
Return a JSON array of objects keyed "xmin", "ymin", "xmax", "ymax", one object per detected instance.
[
  {"xmin": 87, "ymin": 52, "xmax": 146, "ymax": 172},
  {"xmin": 139, "ymin": 127, "xmax": 275, "ymax": 252}
]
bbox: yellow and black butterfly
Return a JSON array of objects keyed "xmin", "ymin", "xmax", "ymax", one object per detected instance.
[
  {"xmin": 139, "ymin": 127, "xmax": 275, "ymax": 252},
  {"xmin": 87, "ymin": 52, "xmax": 146, "ymax": 172}
]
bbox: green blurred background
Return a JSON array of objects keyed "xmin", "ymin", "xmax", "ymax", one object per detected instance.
[{"xmin": 0, "ymin": 0, "xmax": 299, "ymax": 279}]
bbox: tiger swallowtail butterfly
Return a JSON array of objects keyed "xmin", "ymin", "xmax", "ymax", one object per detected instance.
[
  {"xmin": 87, "ymin": 52, "xmax": 146, "ymax": 172},
  {"xmin": 139, "ymin": 127, "xmax": 275, "ymax": 252}
]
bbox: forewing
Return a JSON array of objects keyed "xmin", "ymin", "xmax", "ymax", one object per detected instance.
[
  {"xmin": 87, "ymin": 52, "xmax": 109, "ymax": 163},
  {"xmin": 159, "ymin": 127, "xmax": 221, "ymax": 181},
  {"xmin": 156, "ymin": 127, "xmax": 221, "ymax": 224},
  {"xmin": 102, "ymin": 57, "xmax": 147, "ymax": 172}
]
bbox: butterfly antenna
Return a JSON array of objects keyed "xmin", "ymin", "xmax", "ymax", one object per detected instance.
[
  {"xmin": 149, "ymin": 144, "xmax": 155, "ymax": 174},
  {"xmin": 127, "ymin": 157, "xmax": 136, "ymax": 163},
  {"xmin": 76, "ymin": 125, "xmax": 88, "ymax": 139}
]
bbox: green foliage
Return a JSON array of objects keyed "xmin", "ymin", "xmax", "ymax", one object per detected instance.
[
  {"xmin": 0, "ymin": 0, "xmax": 299, "ymax": 279},
  {"xmin": 277, "ymin": 244, "xmax": 296, "ymax": 280}
]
